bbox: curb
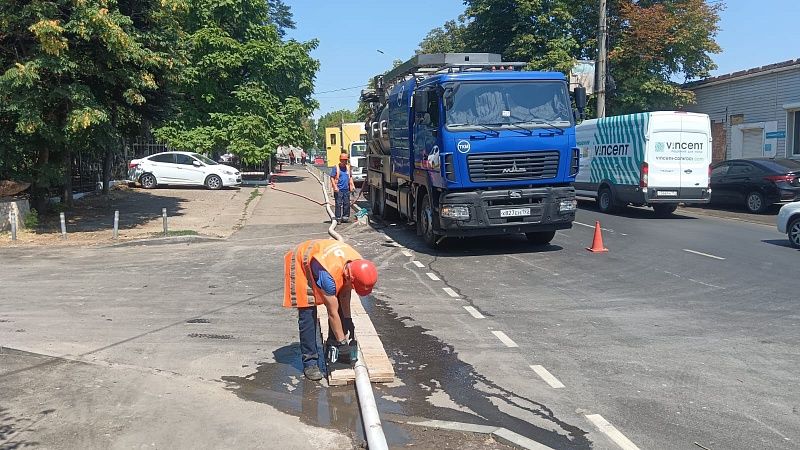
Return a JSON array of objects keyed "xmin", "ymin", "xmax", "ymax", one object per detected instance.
[
  {"xmin": 107, "ymin": 235, "xmax": 225, "ymax": 248},
  {"xmin": 397, "ymin": 419, "xmax": 554, "ymax": 450}
]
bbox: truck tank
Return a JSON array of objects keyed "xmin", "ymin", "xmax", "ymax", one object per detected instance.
[{"xmin": 360, "ymin": 89, "xmax": 390, "ymax": 155}]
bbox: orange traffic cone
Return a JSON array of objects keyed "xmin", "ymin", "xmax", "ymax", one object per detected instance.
[{"xmin": 586, "ymin": 220, "xmax": 609, "ymax": 253}]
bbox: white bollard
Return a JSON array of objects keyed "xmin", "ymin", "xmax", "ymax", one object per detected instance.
[
  {"xmin": 162, "ymin": 208, "xmax": 168, "ymax": 236},
  {"xmin": 10, "ymin": 211, "xmax": 17, "ymax": 241},
  {"xmin": 113, "ymin": 210, "xmax": 119, "ymax": 239},
  {"xmin": 60, "ymin": 212, "xmax": 67, "ymax": 239}
]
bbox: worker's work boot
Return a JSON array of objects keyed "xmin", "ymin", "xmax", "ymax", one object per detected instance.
[{"xmin": 303, "ymin": 365, "xmax": 323, "ymax": 381}]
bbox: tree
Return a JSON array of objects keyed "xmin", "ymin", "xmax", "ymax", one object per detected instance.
[
  {"xmin": 417, "ymin": 0, "xmax": 723, "ymax": 115},
  {"xmin": 0, "ymin": 0, "xmax": 184, "ymax": 208},
  {"xmin": 155, "ymin": 0, "xmax": 318, "ymax": 164}
]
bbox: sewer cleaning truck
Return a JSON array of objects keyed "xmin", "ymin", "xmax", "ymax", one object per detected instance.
[{"xmin": 360, "ymin": 53, "xmax": 587, "ymax": 247}]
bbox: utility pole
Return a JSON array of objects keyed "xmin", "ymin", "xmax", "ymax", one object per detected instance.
[
  {"xmin": 339, "ymin": 111, "xmax": 345, "ymax": 156},
  {"xmin": 597, "ymin": 0, "xmax": 608, "ymax": 118}
]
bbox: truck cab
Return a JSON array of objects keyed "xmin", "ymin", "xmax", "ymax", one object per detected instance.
[
  {"xmin": 362, "ymin": 53, "xmax": 585, "ymax": 247},
  {"xmin": 349, "ymin": 141, "xmax": 367, "ymax": 186}
]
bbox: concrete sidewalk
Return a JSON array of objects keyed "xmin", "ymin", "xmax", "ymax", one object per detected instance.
[{"xmin": 0, "ymin": 165, "xmax": 357, "ymax": 449}]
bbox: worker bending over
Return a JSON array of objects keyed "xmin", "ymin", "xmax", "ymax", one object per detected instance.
[{"xmin": 284, "ymin": 239, "xmax": 378, "ymax": 381}]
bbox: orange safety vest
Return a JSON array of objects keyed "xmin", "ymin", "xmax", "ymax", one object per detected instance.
[{"xmin": 283, "ymin": 239, "xmax": 364, "ymax": 308}]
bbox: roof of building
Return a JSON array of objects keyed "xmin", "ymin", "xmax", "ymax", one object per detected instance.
[{"xmin": 685, "ymin": 59, "xmax": 800, "ymax": 89}]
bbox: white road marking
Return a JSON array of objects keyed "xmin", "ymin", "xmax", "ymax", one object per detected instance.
[
  {"xmin": 412, "ymin": 261, "xmax": 425, "ymax": 268},
  {"xmin": 663, "ymin": 270, "xmax": 724, "ymax": 290},
  {"xmin": 574, "ymin": 221, "xmax": 614, "ymax": 233},
  {"xmin": 401, "ymin": 250, "xmax": 413, "ymax": 257},
  {"xmin": 530, "ymin": 365, "xmax": 565, "ymax": 389},
  {"xmin": 463, "ymin": 306, "xmax": 485, "ymax": 319},
  {"xmin": 442, "ymin": 287, "xmax": 460, "ymax": 298},
  {"xmin": 426, "ymin": 272, "xmax": 440, "ymax": 281},
  {"xmin": 682, "ymin": 249, "xmax": 726, "ymax": 260},
  {"xmin": 585, "ymin": 414, "xmax": 640, "ymax": 450},
  {"xmin": 491, "ymin": 330, "xmax": 519, "ymax": 348}
]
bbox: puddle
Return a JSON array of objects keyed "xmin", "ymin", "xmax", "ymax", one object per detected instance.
[
  {"xmin": 223, "ymin": 295, "xmax": 590, "ymax": 448},
  {"xmin": 186, "ymin": 318, "xmax": 211, "ymax": 324},
  {"xmin": 187, "ymin": 333, "xmax": 232, "ymax": 339}
]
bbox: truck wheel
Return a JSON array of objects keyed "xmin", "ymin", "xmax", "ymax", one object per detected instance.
[
  {"xmin": 420, "ymin": 195, "xmax": 439, "ymax": 248},
  {"xmin": 652, "ymin": 204, "xmax": 678, "ymax": 218},
  {"xmin": 597, "ymin": 187, "xmax": 618, "ymax": 214},
  {"xmin": 525, "ymin": 231, "xmax": 556, "ymax": 245}
]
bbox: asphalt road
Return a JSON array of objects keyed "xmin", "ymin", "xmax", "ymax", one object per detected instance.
[{"xmin": 344, "ymin": 201, "xmax": 799, "ymax": 449}]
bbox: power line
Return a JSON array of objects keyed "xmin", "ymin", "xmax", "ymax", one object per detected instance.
[{"xmin": 315, "ymin": 84, "xmax": 367, "ymax": 94}]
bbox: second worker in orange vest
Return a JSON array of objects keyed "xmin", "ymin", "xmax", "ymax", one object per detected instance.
[{"xmin": 284, "ymin": 239, "xmax": 378, "ymax": 381}]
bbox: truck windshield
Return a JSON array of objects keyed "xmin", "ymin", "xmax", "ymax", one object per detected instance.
[
  {"xmin": 350, "ymin": 143, "xmax": 367, "ymax": 157},
  {"xmin": 444, "ymin": 81, "xmax": 572, "ymax": 130}
]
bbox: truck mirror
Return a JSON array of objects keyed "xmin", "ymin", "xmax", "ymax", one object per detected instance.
[
  {"xmin": 573, "ymin": 86, "xmax": 587, "ymax": 119},
  {"xmin": 413, "ymin": 90, "xmax": 429, "ymax": 113}
]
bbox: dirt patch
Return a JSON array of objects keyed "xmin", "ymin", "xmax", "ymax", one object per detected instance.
[{"xmin": 0, "ymin": 185, "xmax": 264, "ymax": 247}]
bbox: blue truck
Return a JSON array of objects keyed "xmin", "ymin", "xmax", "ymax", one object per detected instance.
[{"xmin": 361, "ymin": 53, "xmax": 586, "ymax": 247}]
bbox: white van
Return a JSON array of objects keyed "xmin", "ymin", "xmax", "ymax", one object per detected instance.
[{"xmin": 574, "ymin": 111, "xmax": 712, "ymax": 216}]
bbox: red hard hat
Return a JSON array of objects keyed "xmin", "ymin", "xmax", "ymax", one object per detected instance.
[{"xmin": 349, "ymin": 259, "xmax": 378, "ymax": 296}]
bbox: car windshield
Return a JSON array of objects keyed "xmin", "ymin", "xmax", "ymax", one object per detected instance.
[
  {"xmin": 192, "ymin": 153, "xmax": 218, "ymax": 165},
  {"xmin": 350, "ymin": 143, "xmax": 367, "ymax": 157},
  {"xmin": 754, "ymin": 159, "xmax": 800, "ymax": 172},
  {"xmin": 444, "ymin": 81, "xmax": 573, "ymax": 129}
]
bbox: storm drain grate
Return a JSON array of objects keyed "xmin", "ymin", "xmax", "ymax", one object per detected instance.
[
  {"xmin": 186, "ymin": 318, "xmax": 210, "ymax": 324},
  {"xmin": 188, "ymin": 333, "xmax": 233, "ymax": 339}
]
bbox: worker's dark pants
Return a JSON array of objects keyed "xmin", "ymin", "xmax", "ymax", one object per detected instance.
[
  {"xmin": 335, "ymin": 190, "xmax": 350, "ymax": 220},
  {"xmin": 298, "ymin": 306, "xmax": 322, "ymax": 369}
]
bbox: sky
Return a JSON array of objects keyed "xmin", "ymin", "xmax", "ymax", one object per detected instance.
[{"xmin": 284, "ymin": 0, "xmax": 800, "ymax": 119}]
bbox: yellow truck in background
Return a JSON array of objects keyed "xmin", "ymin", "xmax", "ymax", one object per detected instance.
[{"xmin": 325, "ymin": 122, "xmax": 366, "ymax": 167}]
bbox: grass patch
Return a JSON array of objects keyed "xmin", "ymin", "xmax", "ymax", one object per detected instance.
[
  {"xmin": 244, "ymin": 188, "xmax": 262, "ymax": 209},
  {"xmin": 151, "ymin": 229, "xmax": 198, "ymax": 237}
]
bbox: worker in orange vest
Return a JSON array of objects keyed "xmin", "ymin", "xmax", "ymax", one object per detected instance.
[{"xmin": 284, "ymin": 239, "xmax": 378, "ymax": 381}]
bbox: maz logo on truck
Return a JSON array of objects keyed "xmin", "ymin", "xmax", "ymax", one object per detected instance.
[
  {"xmin": 594, "ymin": 143, "xmax": 630, "ymax": 156},
  {"xmin": 502, "ymin": 161, "xmax": 526, "ymax": 174}
]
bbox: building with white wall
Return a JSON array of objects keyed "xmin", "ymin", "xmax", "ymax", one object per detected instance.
[{"xmin": 685, "ymin": 59, "xmax": 800, "ymax": 162}]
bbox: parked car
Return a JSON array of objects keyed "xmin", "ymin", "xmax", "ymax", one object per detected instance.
[
  {"xmin": 709, "ymin": 158, "xmax": 800, "ymax": 213},
  {"xmin": 128, "ymin": 152, "xmax": 241, "ymax": 190},
  {"xmin": 777, "ymin": 201, "xmax": 800, "ymax": 249}
]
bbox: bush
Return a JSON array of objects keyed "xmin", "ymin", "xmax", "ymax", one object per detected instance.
[{"xmin": 23, "ymin": 209, "xmax": 39, "ymax": 229}]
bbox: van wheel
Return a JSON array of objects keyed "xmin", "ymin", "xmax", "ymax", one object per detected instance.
[
  {"xmin": 745, "ymin": 191, "xmax": 767, "ymax": 214},
  {"xmin": 653, "ymin": 204, "xmax": 678, "ymax": 217},
  {"xmin": 419, "ymin": 195, "xmax": 439, "ymax": 248},
  {"xmin": 597, "ymin": 187, "xmax": 617, "ymax": 214},
  {"xmin": 525, "ymin": 231, "xmax": 556, "ymax": 245}
]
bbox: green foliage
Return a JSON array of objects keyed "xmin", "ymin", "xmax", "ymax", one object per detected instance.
[
  {"xmin": 23, "ymin": 209, "xmax": 39, "ymax": 229},
  {"xmin": 418, "ymin": 0, "xmax": 723, "ymax": 115},
  {"xmin": 316, "ymin": 109, "xmax": 359, "ymax": 146},
  {"xmin": 154, "ymin": 0, "xmax": 319, "ymax": 164},
  {"xmin": 0, "ymin": 0, "xmax": 186, "ymax": 204}
]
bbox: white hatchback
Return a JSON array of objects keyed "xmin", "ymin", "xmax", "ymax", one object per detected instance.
[
  {"xmin": 129, "ymin": 152, "xmax": 241, "ymax": 190},
  {"xmin": 777, "ymin": 201, "xmax": 800, "ymax": 249}
]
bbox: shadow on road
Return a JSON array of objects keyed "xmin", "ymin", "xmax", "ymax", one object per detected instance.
[
  {"xmin": 577, "ymin": 199, "xmax": 698, "ymax": 220},
  {"xmin": 761, "ymin": 239, "xmax": 797, "ymax": 250},
  {"xmin": 37, "ymin": 189, "xmax": 188, "ymax": 233}
]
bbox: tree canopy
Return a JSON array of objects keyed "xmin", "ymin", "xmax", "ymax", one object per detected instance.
[
  {"xmin": 418, "ymin": 0, "xmax": 723, "ymax": 115},
  {"xmin": 154, "ymin": 0, "xmax": 318, "ymax": 164}
]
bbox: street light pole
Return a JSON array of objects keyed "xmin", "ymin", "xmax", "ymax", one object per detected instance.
[{"xmin": 597, "ymin": 0, "xmax": 608, "ymax": 118}]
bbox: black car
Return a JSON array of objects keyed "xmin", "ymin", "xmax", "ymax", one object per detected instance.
[{"xmin": 709, "ymin": 158, "xmax": 800, "ymax": 213}]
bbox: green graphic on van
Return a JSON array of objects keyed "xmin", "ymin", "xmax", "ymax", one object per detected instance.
[{"xmin": 655, "ymin": 142, "xmax": 665, "ymax": 152}]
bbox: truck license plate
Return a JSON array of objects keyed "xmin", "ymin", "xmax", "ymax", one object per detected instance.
[
  {"xmin": 658, "ymin": 191, "xmax": 678, "ymax": 196},
  {"xmin": 500, "ymin": 208, "xmax": 531, "ymax": 217}
]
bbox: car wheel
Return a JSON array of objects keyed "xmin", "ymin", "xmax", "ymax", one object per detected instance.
[
  {"xmin": 525, "ymin": 231, "xmax": 556, "ymax": 245},
  {"xmin": 419, "ymin": 195, "xmax": 439, "ymax": 248},
  {"xmin": 205, "ymin": 174, "xmax": 223, "ymax": 190},
  {"xmin": 788, "ymin": 217, "xmax": 800, "ymax": 249},
  {"xmin": 745, "ymin": 191, "xmax": 767, "ymax": 214},
  {"xmin": 140, "ymin": 173, "xmax": 157, "ymax": 189},
  {"xmin": 653, "ymin": 204, "xmax": 678, "ymax": 218},
  {"xmin": 597, "ymin": 187, "xmax": 617, "ymax": 214}
]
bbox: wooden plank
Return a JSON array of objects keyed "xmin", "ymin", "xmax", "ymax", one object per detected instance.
[{"xmin": 317, "ymin": 292, "xmax": 395, "ymax": 385}]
